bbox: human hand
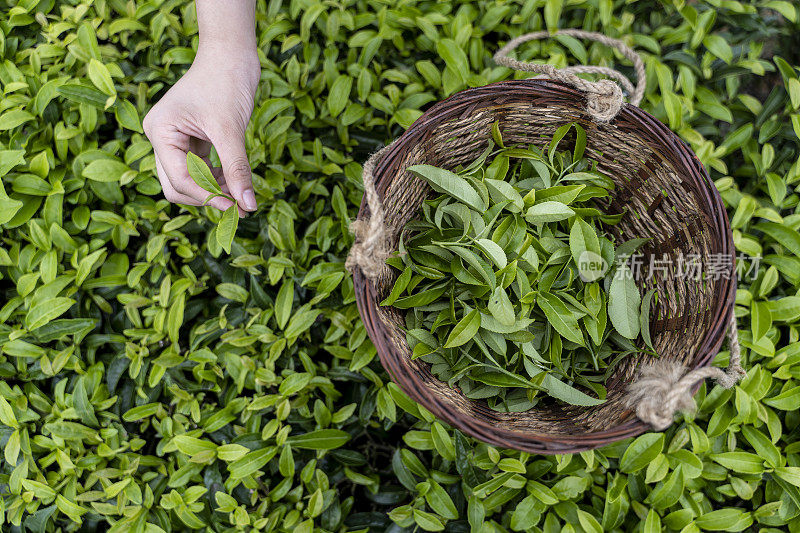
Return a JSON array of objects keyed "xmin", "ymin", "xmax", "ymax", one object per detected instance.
[{"xmin": 143, "ymin": 43, "xmax": 260, "ymax": 215}]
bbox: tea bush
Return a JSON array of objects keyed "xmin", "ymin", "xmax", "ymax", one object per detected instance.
[{"xmin": 1, "ymin": 0, "xmax": 800, "ymax": 531}]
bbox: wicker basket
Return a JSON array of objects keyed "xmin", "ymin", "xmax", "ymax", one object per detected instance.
[{"xmin": 348, "ymin": 32, "xmax": 740, "ymax": 454}]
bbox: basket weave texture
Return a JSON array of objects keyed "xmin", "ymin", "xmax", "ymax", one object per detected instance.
[{"xmin": 352, "ymin": 78, "xmax": 737, "ymax": 454}]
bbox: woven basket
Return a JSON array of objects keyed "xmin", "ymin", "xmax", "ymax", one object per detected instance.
[{"xmin": 348, "ymin": 33, "xmax": 739, "ymax": 454}]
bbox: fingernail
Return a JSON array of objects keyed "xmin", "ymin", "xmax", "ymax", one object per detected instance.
[{"xmin": 242, "ymin": 189, "xmax": 257, "ymax": 211}]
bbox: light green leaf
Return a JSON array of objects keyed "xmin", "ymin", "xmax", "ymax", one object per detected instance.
[
  {"xmin": 287, "ymin": 429, "xmax": 351, "ymax": 450},
  {"xmin": 538, "ymin": 292, "xmax": 585, "ymax": 346},
  {"xmin": 328, "ymin": 75, "xmax": 353, "ymax": 118},
  {"xmin": 87, "ymin": 58, "xmax": 116, "ymax": 96},
  {"xmin": 187, "ymin": 152, "xmax": 222, "ymax": 194},
  {"xmin": 526, "ymin": 201, "xmax": 575, "ymax": 224},
  {"xmin": 216, "ymin": 205, "xmax": 239, "ymax": 254},
  {"xmin": 408, "ymin": 164, "xmax": 486, "ymax": 211},
  {"xmin": 488, "ymin": 286, "xmax": 515, "ymax": 327},
  {"xmin": 543, "ymin": 374, "xmax": 604, "ymax": 406},
  {"xmin": 436, "ymin": 39, "xmax": 468, "ymax": 84},
  {"xmin": 444, "ymin": 309, "xmax": 481, "ymax": 348},
  {"xmin": 474, "ymin": 238, "xmax": 507, "ymax": 269},
  {"xmin": 25, "ymin": 297, "xmax": 75, "ymax": 331},
  {"xmin": 620, "ymin": 433, "xmax": 664, "ymax": 473},
  {"xmin": 608, "ymin": 264, "xmax": 641, "ymax": 339}
]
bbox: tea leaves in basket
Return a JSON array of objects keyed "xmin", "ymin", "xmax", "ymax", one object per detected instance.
[{"xmin": 384, "ymin": 124, "xmax": 654, "ymax": 410}]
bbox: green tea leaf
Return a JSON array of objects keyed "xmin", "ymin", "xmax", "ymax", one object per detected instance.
[
  {"xmin": 526, "ymin": 201, "xmax": 575, "ymax": 224},
  {"xmin": 0, "ymin": 396, "xmax": 19, "ymax": 429},
  {"xmin": 444, "ymin": 309, "xmax": 481, "ymax": 348},
  {"xmin": 620, "ymin": 433, "xmax": 664, "ymax": 473},
  {"xmin": 82, "ymin": 159, "xmax": 129, "ymax": 182},
  {"xmin": 229, "ymin": 447, "xmax": 278, "ymax": 479},
  {"xmin": 711, "ymin": 452, "xmax": 766, "ymax": 474},
  {"xmin": 275, "ymin": 279, "xmax": 294, "ymax": 330},
  {"xmin": 408, "ymin": 165, "xmax": 486, "ymax": 211},
  {"xmin": 436, "ymin": 39, "xmax": 469, "ymax": 84},
  {"xmin": 488, "ymin": 286, "xmax": 515, "ymax": 327},
  {"xmin": 216, "ymin": 205, "xmax": 239, "ymax": 253},
  {"xmin": 287, "ymin": 429, "xmax": 351, "ymax": 449},
  {"xmin": 87, "ymin": 59, "xmax": 116, "ymax": 96},
  {"xmin": 640, "ymin": 289, "xmax": 656, "ymax": 351},
  {"xmin": 328, "ymin": 75, "xmax": 353, "ymax": 118},
  {"xmin": 608, "ymin": 264, "xmax": 641, "ymax": 339},
  {"xmin": 570, "ymin": 218, "xmax": 603, "ymax": 282},
  {"xmin": 543, "ymin": 374, "xmax": 604, "ymax": 406},
  {"xmin": 755, "ymin": 221, "xmax": 800, "ymax": 257},
  {"xmin": 25, "ymin": 297, "xmax": 75, "ymax": 331},
  {"xmin": 474, "ymin": 238, "xmax": 507, "ymax": 269},
  {"xmin": 381, "ymin": 267, "xmax": 412, "ymax": 306},
  {"xmin": 538, "ymin": 292, "xmax": 585, "ymax": 346},
  {"xmin": 187, "ymin": 152, "xmax": 222, "ymax": 194}
]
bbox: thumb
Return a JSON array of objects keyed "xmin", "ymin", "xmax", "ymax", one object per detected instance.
[{"xmin": 212, "ymin": 125, "xmax": 256, "ymax": 212}]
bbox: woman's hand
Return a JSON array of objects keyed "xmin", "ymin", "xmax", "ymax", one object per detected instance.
[{"xmin": 143, "ymin": 1, "xmax": 259, "ymax": 214}]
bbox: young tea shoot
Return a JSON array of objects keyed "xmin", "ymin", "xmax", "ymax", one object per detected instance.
[{"xmin": 187, "ymin": 152, "xmax": 240, "ymax": 253}]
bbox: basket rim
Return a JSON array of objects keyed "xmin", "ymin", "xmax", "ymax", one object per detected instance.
[{"xmin": 352, "ymin": 78, "xmax": 737, "ymax": 453}]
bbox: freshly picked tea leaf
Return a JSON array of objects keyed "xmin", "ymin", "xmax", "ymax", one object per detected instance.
[
  {"xmin": 609, "ymin": 263, "xmax": 642, "ymax": 340},
  {"xmin": 408, "ymin": 164, "xmax": 487, "ymax": 211},
  {"xmin": 444, "ymin": 309, "xmax": 481, "ymax": 348},
  {"xmin": 525, "ymin": 201, "xmax": 575, "ymax": 223}
]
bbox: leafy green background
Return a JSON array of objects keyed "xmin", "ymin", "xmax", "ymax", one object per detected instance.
[{"xmin": 1, "ymin": 0, "xmax": 800, "ymax": 531}]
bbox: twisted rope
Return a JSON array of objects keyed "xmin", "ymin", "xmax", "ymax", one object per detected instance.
[
  {"xmin": 345, "ymin": 146, "xmax": 393, "ymax": 280},
  {"xmin": 493, "ymin": 29, "xmax": 646, "ymax": 122},
  {"xmin": 626, "ymin": 312, "xmax": 745, "ymax": 430}
]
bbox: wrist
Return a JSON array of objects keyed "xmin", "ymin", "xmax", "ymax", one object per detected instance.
[
  {"xmin": 196, "ymin": 40, "xmax": 260, "ymax": 86},
  {"xmin": 194, "ymin": 0, "xmax": 259, "ymax": 86}
]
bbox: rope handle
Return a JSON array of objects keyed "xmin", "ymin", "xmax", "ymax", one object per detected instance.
[
  {"xmin": 345, "ymin": 146, "xmax": 392, "ymax": 280},
  {"xmin": 493, "ymin": 29, "xmax": 647, "ymax": 122},
  {"xmin": 626, "ymin": 312, "xmax": 745, "ymax": 430}
]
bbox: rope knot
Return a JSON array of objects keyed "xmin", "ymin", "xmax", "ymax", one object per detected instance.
[
  {"xmin": 345, "ymin": 218, "xmax": 390, "ymax": 280},
  {"xmin": 715, "ymin": 365, "xmax": 746, "ymax": 389},
  {"xmin": 493, "ymin": 30, "xmax": 646, "ymax": 123},
  {"xmin": 585, "ymin": 79, "xmax": 624, "ymax": 123},
  {"xmin": 345, "ymin": 145, "xmax": 393, "ymax": 281},
  {"xmin": 626, "ymin": 360, "xmax": 697, "ymax": 431},
  {"xmin": 626, "ymin": 313, "xmax": 744, "ymax": 431}
]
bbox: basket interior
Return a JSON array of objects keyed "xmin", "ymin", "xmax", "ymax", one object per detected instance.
[{"xmin": 364, "ymin": 83, "xmax": 731, "ymax": 442}]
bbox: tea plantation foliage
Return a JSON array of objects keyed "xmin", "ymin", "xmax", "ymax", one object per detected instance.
[{"xmin": 1, "ymin": 0, "xmax": 800, "ymax": 531}]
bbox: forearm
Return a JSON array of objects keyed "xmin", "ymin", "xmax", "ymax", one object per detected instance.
[{"xmin": 196, "ymin": 1, "xmax": 258, "ymax": 58}]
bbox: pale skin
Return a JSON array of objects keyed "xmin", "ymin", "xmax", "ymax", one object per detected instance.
[{"xmin": 143, "ymin": 0, "xmax": 260, "ymax": 216}]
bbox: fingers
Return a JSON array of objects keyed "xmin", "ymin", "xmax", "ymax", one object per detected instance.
[
  {"xmin": 201, "ymin": 154, "xmax": 247, "ymax": 217},
  {"xmin": 160, "ymin": 146, "xmax": 234, "ymax": 212},
  {"xmin": 155, "ymin": 159, "xmax": 202, "ymax": 206},
  {"xmin": 209, "ymin": 124, "xmax": 257, "ymax": 212},
  {"xmin": 145, "ymin": 116, "xmax": 234, "ymax": 212},
  {"xmin": 189, "ymin": 136, "xmax": 212, "ymax": 159}
]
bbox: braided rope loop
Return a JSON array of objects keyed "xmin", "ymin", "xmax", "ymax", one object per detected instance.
[
  {"xmin": 626, "ymin": 313, "xmax": 745, "ymax": 430},
  {"xmin": 493, "ymin": 29, "xmax": 646, "ymax": 122},
  {"xmin": 345, "ymin": 146, "xmax": 392, "ymax": 280}
]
